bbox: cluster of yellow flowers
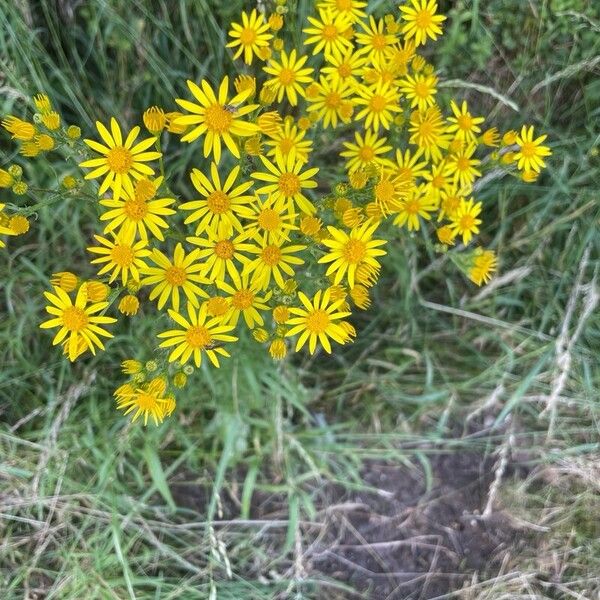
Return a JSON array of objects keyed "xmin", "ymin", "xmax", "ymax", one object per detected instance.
[{"xmin": 1, "ymin": 0, "xmax": 552, "ymax": 426}]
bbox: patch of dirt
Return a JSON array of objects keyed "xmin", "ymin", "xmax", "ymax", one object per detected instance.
[{"xmin": 171, "ymin": 447, "xmax": 535, "ymax": 599}]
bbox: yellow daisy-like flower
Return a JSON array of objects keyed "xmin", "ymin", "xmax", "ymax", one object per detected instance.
[
  {"xmin": 422, "ymin": 161, "xmax": 451, "ymax": 201},
  {"xmin": 322, "ymin": 47, "xmax": 367, "ymax": 88},
  {"xmin": 393, "ymin": 148, "xmax": 429, "ymax": 184},
  {"xmin": 385, "ymin": 39, "xmax": 416, "ymax": 77},
  {"xmin": 392, "ymin": 186, "xmax": 438, "ymax": 231},
  {"xmin": 438, "ymin": 184, "xmax": 467, "ymax": 221},
  {"xmin": 240, "ymin": 195, "xmax": 298, "ymax": 244},
  {"xmin": 116, "ymin": 380, "xmax": 169, "ymax": 426},
  {"xmin": 353, "ymin": 81, "xmax": 403, "ymax": 132},
  {"xmin": 174, "ymin": 76, "xmax": 259, "ymax": 162},
  {"xmin": 157, "ymin": 304, "xmax": 238, "ymax": 368},
  {"xmin": 87, "ymin": 231, "xmax": 150, "ymax": 285},
  {"xmin": 80, "ymin": 117, "xmax": 161, "ymax": 201},
  {"xmin": 341, "ymin": 130, "xmax": 393, "ymax": 173},
  {"xmin": 1, "ymin": 116, "xmax": 36, "ymax": 140},
  {"xmin": 373, "ymin": 169, "xmax": 411, "ymax": 214},
  {"xmin": 354, "ymin": 16, "xmax": 397, "ymax": 59},
  {"xmin": 409, "ymin": 106, "xmax": 450, "ymax": 163},
  {"xmin": 449, "ymin": 197, "xmax": 482, "ymax": 244},
  {"xmin": 306, "ymin": 77, "xmax": 354, "ymax": 129},
  {"xmin": 265, "ymin": 119, "xmax": 313, "ymax": 165},
  {"xmin": 227, "ymin": 9, "xmax": 273, "ymax": 65},
  {"xmin": 303, "ymin": 8, "xmax": 353, "ymax": 57},
  {"xmin": 446, "ymin": 100, "xmax": 485, "ymax": 143},
  {"xmin": 400, "ymin": 0, "xmax": 447, "ymax": 47},
  {"xmin": 514, "ymin": 126, "xmax": 552, "ymax": 173},
  {"xmin": 179, "ymin": 163, "xmax": 254, "ymax": 235},
  {"xmin": 140, "ymin": 243, "xmax": 209, "ymax": 312},
  {"xmin": 263, "ymin": 49, "xmax": 314, "ymax": 106},
  {"xmin": 444, "ymin": 144, "xmax": 482, "ymax": 189},
  {"xmin": 286, "ymin": 289, "xmax": 351, "ymax": 354},
  {"xmin": 217, "ymin": 272, "xmax": 272, "ymax": 329},
  {"xmin": 252, "ymin": 154, "xmax": 319, "ymax": 215},
  {"xmin": 317, "ymin": 0, "xmax": 367, "ymax": 23},
  {"xmin": 399, "ymin": 73, "xmax": 438, "ymax": 110},
  {"xmin": 243, "ymin": 238, "xmax": 306, "ymax": 290},
  {"xmin": 39, "ymin": 285, "xmax": 116, "ymax": 362},
  {"xmin": 99, "ymin": 176, "xmax": 176, "ymax": 241},
  {"xmin": 318, "ymin": 220, "xmax": 387, "ymax": 288},
  {"xmin": 468, "ymin": 248, "xmax": 498, "ymax": 286},
  {"xmin": 187, "ymin": 222, "xmax": 253, "ymax": 284}
]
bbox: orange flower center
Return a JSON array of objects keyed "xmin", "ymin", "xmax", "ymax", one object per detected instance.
[
  {"xmin": 123, "ymin": 199, "xmax": 148, "ymax": 221},
  {"xmin": 205, "ymin": 103, "xmax": 234, "ymax": 134},
  {"xmin": 62, "ymin": 306, "xmax": 89, "ymax": 332},
  {"xmin": 106, "ymin": 146, "xmax": 133, "ymax": 174},
  {"xmin": 322, "ymin": 24, "xmax": 339, "ymax": 41},
  {"xmin": 258, "ymin": 208, "xmax": 281, "ymax": 231},
  {"xmin": 415, "ymin": 10, "xmax": 433, "ymax": 29},
  {"xmin": 431, "ymin": 174, "xmax": 446, "ymax": 188},
  {"xmin": 214, "ymin": 239, "xmax": 235, "ymax": 259},
  {"xmin": 456, "ymin": 157, "xmax": 471, "ymax": 172},
  {"xmin": 369, "ymin": 94, "xmax": 387, "ymax": 112},
  {"xmin": 338, "ymin": 62, "xmax": 353, "ymax": 78},
  {"xmin": 520, "ymin": 142, "xmax": 536, "ymax": 158},
  {"xmin": 186, "ymin": 325, "xmax": 212, "ymax": 349},
  {"xmin": 231, "ymin": 289, "xmax": 254, "ymax": 310},
  {"xmin": 336, "ymin": 0, "xmax": 352, "ymax": 10},
  {"xmin": 305, "ymin": 309, "xmax": 330, "ymax": 333},
  {"xmin": 279, "ymin": 137, "xmax": 295, "ymax": 154},
  {"xmin": 278, "ymin": 172, "xmax": 301, "ymax": 197},
  {"xmin": 405, "ymin": 199, "xmax": 421, "ymax": 214},
  {"xmin": 278, "ymin": 68, "xmax": 296, "ymax": 86},
  {"xmin": 325, "ymin": 91, "xmax": 342, "ymax": 109},
  {"xmin": 457, "ymin": 114, "xmax": 473, "ymax": 131},
  {"xmin": 343, "ymin": 239, "xmax": 366, "ymax": 263},
  {"xmin": 206, "ymin": 190, "xmax": 231, "ymax": 214},
  {"xmin": 111, "ymin": 244, "xmax": 134, "ymax": 267},
  {"xmin": 371, "ymin": 33, "xmax": 387, "ymax": 51},
  {"xmin": 135, "ymin": 391, "xmax": 160, "ymax": 410},
  {"xmin": 375, "ymin": 179, "xmax": 395, "ymax": 204},
  {"xmin": 460, "ymin": 214, "xmax": 475, "ymax": 230},
  {"xmin": 240, "ymin": 27, "xmax": 257, "ymax": 45},
  {"xmin": 415, "ymin": 81, "xmax": 431, "ymax": 98},
  {"xmin": 359, "ymin": 146, "xmax": 375, "ymax": 161},
  {"xmin": 165, "ymin": 266, "xmax": 187, "ymax": 286},
  {"xmin": 261, "ymin": 244, "xmax": 282, "ymax": 265},
  {"xmin": 135, "ymin": 178, "xmax": 157, "ymax": 201}
]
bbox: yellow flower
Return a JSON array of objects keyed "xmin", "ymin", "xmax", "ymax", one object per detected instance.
[
  {"xmin": 80, "ymin": 117, "xmax": 161, "ymax": 201},
  {"xmin": 393, "ymin": 148, "xmax": 429, "ymax": 184},
  {"xmin": 165, "ymin": 111, "xmax": 187, "ymax": 134},
  {"xmin": 265, "ymin": 118, "xmax": 313, "ymax": 165},
  {"xmin": 438, "ymin": 184, "xmax": 466, "ymax": 221},
  {"xmin": 41, "ymin": 112, "xmax": 61, "ymax": 130},
  {"xmin": 400, "ymin": 0, "xmax": 446, "ymax": 46},
  {"xmin": 514, "ymin": 126, "xmax": 551, "ymax": 173},
  {"xmin": 409, "ymin": 106, "xmax": 450, "ymax": 163},
  {"xmin": 341, "ymin": 129, "xmax": 392, "ymax": 173},
  {"xmin": 502, "ymin": 130, "xmax": 518, "ymax": 146},
  {"xmin": 174, "ymin": 76, "xmax": 259, "ymax": 163},
  {"xmin": 118, "ymin": 294, "xmax": 140, "ymax": 316},
  {"xmin": 217, "ymin": 273, "xmax": 272, "ymax": 328},
  {"xmin": 241, "ymin": 195, "xmax": 298, "ymax": 243},
  {"xmin": 157, "ymin": 304, "xmax": 238, "ymax": 367},
  {"xmin": 436, "ymin": 224, "xmax": 456, "ymax": 246},
  {"xmin": 317, "ymin": 0, "xmax": 367, "ymax": 23},
  {"xmin": 306, "ymin": 77, "xmax": 354, "ymax": 129},
  {"xmin": 8, "ymin": 215, "xmax": 29, "ymax": 235},
  {"xmin": 300, "ymin": 215, "xmax": 323, "ymax": 236},
  {"xmin": 268, "ymin": 14, "xmax": 284, "ymax": 31},
  {"xmin": 353, "ymin": 81, "xmax": 402, "ymax": 132},
  {"xmin": 0, "ymin": 169, "xmax": 13, "ymax": 188},
  {"xmin": 140, "ymin": 243, "xmax": 209, "ymax": 312},
  {"xmin": 322, "ymin": 47, "xmax": 367, "ymax": 88},
  {"xmin": 2, "ymin": 116, "xmax": 36, "ymax": 140},
  {"xmin": 234, "ymin": 74, "xmax": 257, "ymax": 97},
  {"xmin": 257, "ymin": 111, "xmax": 283, "ymax": 137},
  {"xmin": 446, "ymin": 100, "xmax": 485, "ymax": 143},
  {"xmin": 263, "ymin": 49, "xmax": 314, "ymax": 106},
  {"xmin": 399, "ymin": 73, "xmax": 438, "ymax": 110},
  {"xmin": 468, "ymin": 248, "xmax": 497, "ymax": 286},
  {"xmin": 392, "ymin": 187, "xmax": 438, "ymax": 231},
  {"xmin": 39, "ymin": 285, "xmax": 116, "ymax": 362},
  {"xmin": 252, "ymin": 153, "xmax": 319, "ymax": 215},
  {"xmin": 286, "ymin": 289, "xmax": 351, "ymax": 354},
  {"xmin": 50, "ymin": 271, "xmax": 78, "ymax": 292},
  {"xmin": 143, "ymin": 106, "xmax": 167, "ymax": 134},
  {"xmin": 444, "ymin": 144, "xmax": 482, "ymax": 189},
  {"xmin": 187, "ymin": 222, "xmax": 253, "ymax": 284},
  {"xmin": 205, "ymin": 296, "xmax": 230, "ymax": 318},
  {"xmin": 318, "ymin": 220, "xmax": 387, "ymax": 288},
  {"xmin": 449, "ymin": 197, "xmax": 482, "ymax": 245},
  {"xmin": 373, "ymin": 169, "xmax": 411, "ymax": 214},
  {"xmin": 35, "ymin": 134, "xmax": 55, "ymax": 151},
  {"xmin": 121, "ymin": 359, "xmax": 143, "ymax": 374},
  {"xmin": 269, "ymin": 338, "xmax": 288, "ymax": 359},
  {"xmin": 87, "ymin": 231, "xmax": 151, "ymax": 285},
  {"xmin": 99, "ymin": 176, "xmax": 175, "ymax": 241},
  {"xmin": 82, "ymin": 280, "xmax": 110, "ymax": 302},
  {"xmin": 354, "ymin": 16, "xmax": 396, "ymax": 59},
  {"xmin": 273, "ymin": 305, "xmax": 290, "ymax": 324},
  {"xmin": 115, "ymin": 381, "xmax": 168, "ymax": 426},
  {"xmin": 243, "ymin": 238, "xmax": 306, "ymax": 290},
  {"xmin": 67, "ymin": 125, "xmax": 81, "ymax": 139},
  {"xmin": 33, "ymin": 93, "xmax": 52, "ymax": 113},
  {"xmin": 179, "ymin": 163, "xmax": 254, "ymax": 235},
  {"xmin": 481, "ymin": 127, "xmax": 500, "ymax": 147},
  {"xmin": 227, "ymin": 9, "xmax": 273, "ymax": 65},
  {"xmin": 303, "ymin": 8, "xmax": 353, "ymax": 57},
  {"xmin": 350, "ymin": 284, "xmax": 370, "ymax": 309}
]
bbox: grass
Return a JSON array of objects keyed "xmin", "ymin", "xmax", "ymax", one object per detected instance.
[{"xmin": 1, "ymin": 0, "xmax": 599, "ymax": 598}]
